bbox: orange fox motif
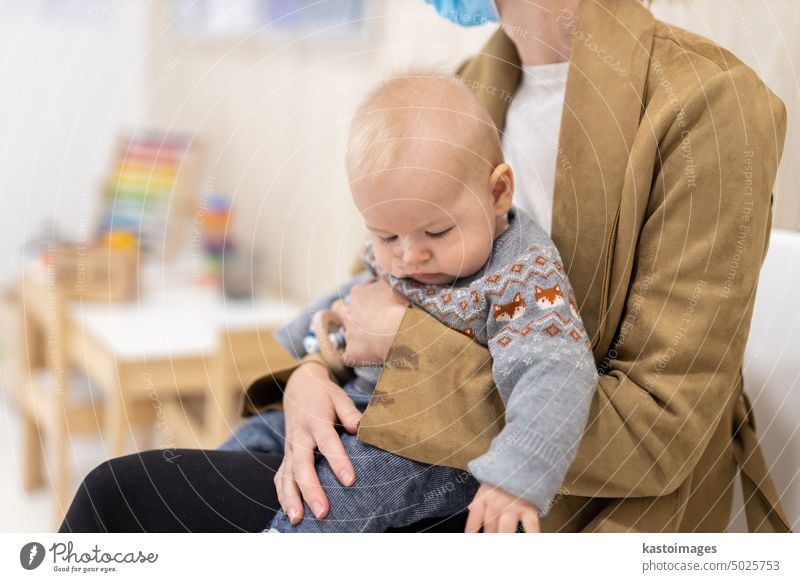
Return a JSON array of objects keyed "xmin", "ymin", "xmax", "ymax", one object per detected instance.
[
  {"xmin": 492, "ymin": 292, "xmax": 526, "ymax": 322},
  {"xmin": 535, "ymin": 284, "xmax": 565, "ymax": 309},
  {"xmin": 460, "ymin": 328, "xmax": 476, "ymax": 339},
  {"xmin": 569, "ymin": 296, "xmax": 579, "ymax": 319}
]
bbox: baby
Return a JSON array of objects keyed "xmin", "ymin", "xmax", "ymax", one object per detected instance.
[{"xmin": 220, "ymin": 71, "xmax": 597, "ymax": 532}]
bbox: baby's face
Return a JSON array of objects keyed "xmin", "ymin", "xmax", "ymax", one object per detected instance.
[{"xmin": 352, "ymin": 155, "xmax": 511, "ymax": 285}]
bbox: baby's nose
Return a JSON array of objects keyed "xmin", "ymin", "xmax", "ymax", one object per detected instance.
[{"xmin": 402, "ymin": 245, "xmax": 430, "ymax": 265}]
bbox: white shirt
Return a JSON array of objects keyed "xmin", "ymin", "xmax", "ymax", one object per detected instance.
[{"xmin": 501, "ymin": 61, "xmax": 570, "ymax": 235}]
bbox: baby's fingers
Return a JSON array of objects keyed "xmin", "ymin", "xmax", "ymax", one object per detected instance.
[
  {"xmin": 498, "ymin": 511, "xmax": 521, "ymax": 533},
  {"xmin": 521, "ymin": 511, "xmax": 541, "ymax": 533},
  {"xmin": 465, "ymin": 504, "xmax": 485, "ymax": 533},
  {"xmin": 482, "ymin": 511, "xmax": 499, "ymax": 533}
]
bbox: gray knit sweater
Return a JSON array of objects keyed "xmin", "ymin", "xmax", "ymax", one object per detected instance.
[{"xmin": 274, "ymin": 207, "xmax": 598, "ymax": 514}]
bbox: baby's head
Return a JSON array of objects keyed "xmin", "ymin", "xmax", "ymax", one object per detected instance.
[{"xmin": 346, "ymin": 70, "xmax": 514, "ymax": 285}]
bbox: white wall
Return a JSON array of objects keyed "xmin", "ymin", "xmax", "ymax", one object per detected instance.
[
  {"xmin": 147, "ymin": 0, "xmax": 494, "ymax": 302},
  {"xmin": 0, "ymin": 0, "xmax": 148, "ymax": 287},
  {"xmin": 2, "ymin": 0, "xmax": 796, "ymax": 298},
  {"xmin": 652, "ymin": 0, "xmax": 800, "ymax": 230},
  {"xmin": 147, "ymin": 0, "xmax": 800, "ymax": 302}
]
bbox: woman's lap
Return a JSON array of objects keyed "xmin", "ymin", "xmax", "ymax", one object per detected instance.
[
  {"xmin": 59, "ymin": 449, "xmax": 282, "ymax": 532},
  {"xmin": 59, "ymin": 446, "xmax": 469, "ymax": 533}
]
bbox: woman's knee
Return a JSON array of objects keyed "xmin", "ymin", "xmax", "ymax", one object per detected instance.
[
  {"xmin": 81, "ymin": 458, "xmax": 118, "ymax": 498},
  {"xmin": 81, "ymin": 450, "xmax": 172, "ymax": 496},
  {"xmin": 61, "ymin": 453, "xmax": 148, "ymax": 533}
]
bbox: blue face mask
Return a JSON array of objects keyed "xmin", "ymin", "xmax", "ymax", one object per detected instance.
[{"xmin": 424, "ymin": 0, "xmax": 499, "ymax": 27}]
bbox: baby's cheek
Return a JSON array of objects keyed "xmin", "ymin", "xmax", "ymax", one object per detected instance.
[
  {"xmin": 461, "ymin": 240, "xmax": 492, "ymax": 275},
  {"xmin": 375, "ymin": 245, "xmax": 402, "ymax": 276},
  {"xmin": 448, "ymin": 245, "xmax": 473, "ymax": 276},
  {"xmin": 389, "ymin": 245, "xmax": 406, "ymax": 275}
]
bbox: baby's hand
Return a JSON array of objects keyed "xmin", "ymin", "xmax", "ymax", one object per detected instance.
[{"xmin": 465, "ymin": 483, "xmax": 540, "ymax": 533}]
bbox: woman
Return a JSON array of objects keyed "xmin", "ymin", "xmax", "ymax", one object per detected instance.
[{"xmin": 60, "ymin": 0, "xmax": 790, "ymax": 533}]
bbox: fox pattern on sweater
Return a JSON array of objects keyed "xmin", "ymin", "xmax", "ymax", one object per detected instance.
[{"xmin": 361, "ymin": 214, "xmax": 591, "ymax": 356}]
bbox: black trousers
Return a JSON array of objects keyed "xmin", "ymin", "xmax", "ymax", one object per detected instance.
[{"xmin": 59, "ymin": 449, "xmax": 468, "ymax": 533}]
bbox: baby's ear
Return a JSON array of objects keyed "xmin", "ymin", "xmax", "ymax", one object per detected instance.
[{"xmin": 489, "ymin": 163, "xmax": 514, "ymax": 215}]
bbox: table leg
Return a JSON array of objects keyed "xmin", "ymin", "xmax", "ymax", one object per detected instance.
[
  {"xmin": 19, "ymin": 294, "xmax": 46, "ymax": 491},
  {"xmin": 204, "ymin": 361, "xmax": 239, "ymax": 448},
  {"xmin": 22, "ymin": 415, "xmax": 44, "ymax": 491},
  {"xmin": 53, "ymin": 406, "xmax": 70, "ymax": 527},
  {"xmin": 105, "ymin": 391, "xmax": 127, "ymax": 458},
  {"xmin": 204, "ymin": 385, "xmax": 227, "ymax": 448}
]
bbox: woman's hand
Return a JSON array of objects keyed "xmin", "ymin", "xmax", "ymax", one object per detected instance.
[
  {"xmin": 465, "ymin": 483, "xmax": 541, "ymax": 533},
  {"xmin": 275, "ymin": 362, "xmax": 362, "ymax": 524},
  {"xmin": 334, "ymin": 277, "xmax": 409, "ymax": 366}
]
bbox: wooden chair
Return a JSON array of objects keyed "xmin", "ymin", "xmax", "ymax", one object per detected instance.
[
  {"xmin": 163, "ymin": 326, "xmax": 297, "ymax": 450},
  {"xmin": 15, "ymin": 272, "xmax": 153, "ymax": 526}
]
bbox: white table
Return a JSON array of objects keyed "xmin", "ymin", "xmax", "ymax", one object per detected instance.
[{"xmin": 25, "ymin": 262, "xmax": 300, "ymax": 455}]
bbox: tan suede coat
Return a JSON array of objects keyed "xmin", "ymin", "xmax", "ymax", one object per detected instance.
[{"xmin": 245, "ymin": 0, "xmax": 791, "ymax": 532}]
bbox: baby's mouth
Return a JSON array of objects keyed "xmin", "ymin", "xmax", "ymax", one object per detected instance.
[{"xmin": 409, "ymin": 272, "xmax": 441, "ymax": 282}]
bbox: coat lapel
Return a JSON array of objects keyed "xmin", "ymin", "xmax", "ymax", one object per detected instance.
[
  {"xmin": 457, "ymin": 0, "xmax": 654, "ymax": 354},
  {"xmin": 552, "ymin": 0, "xmax": 654, "ymax": 354},
  {"xmin": 455, "ymin": 28, "xmax": 522, "ymax": 131}
]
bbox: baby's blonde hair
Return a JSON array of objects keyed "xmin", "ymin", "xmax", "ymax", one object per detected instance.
[{"xmin": 346, "ymin": 68, "xmax": 504, "ymax": 184}]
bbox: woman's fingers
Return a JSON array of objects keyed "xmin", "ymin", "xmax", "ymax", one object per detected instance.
[
  {"xmin": 277, "ymin": 454, "xmax": 303, "ymax": 524},
  {"xmin": 336, "ymin": 306, "xmax": 364, "ymax": 368},
  {"xmin": 314, "ymin": 427, "xmax": 355, "ymax": 486},
  {"xmin": 331, "ymin": 389, "xmax": 362, "ymax": 434},
  {"xmin": 273, "ymin": 462, "xmax": 284, "ymax": 510},
  {"xmin": 291, "ymin": 434, "xmax": 329, "ymax": 519},
  {"xmin": 281, "ymin": 364, "xmax": 359, "ymax": 520},
  {"xmin": 337, "ymin": 279, "xmax": 408, "ymax": 366}
]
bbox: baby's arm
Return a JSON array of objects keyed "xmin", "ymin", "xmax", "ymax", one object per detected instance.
[
  {"xmin": 467, "ymin": 246, "xmax": 598, "ymax": 519},
  {"xmin": 272, "ymin": 269, "xmax": 374, "ymax": 360}
]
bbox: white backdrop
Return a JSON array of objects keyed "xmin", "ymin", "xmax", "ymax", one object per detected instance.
[
  {"xmin": 652, "ymin": 0, "xmax": 800, "ymax": 232},
  {"xmin": 0, "ymin": 1, "xmax": 148, "ymax": 288},
  {"xmin": 0, "ymin": 1, "xmax": 796, "ymax": 298}
]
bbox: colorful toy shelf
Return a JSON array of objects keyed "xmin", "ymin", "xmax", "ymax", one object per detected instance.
[{"xmin": 100, "ymin": 131, "xmax": 203, "ymax": 263}]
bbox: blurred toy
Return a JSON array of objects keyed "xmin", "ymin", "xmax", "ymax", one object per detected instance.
[
  {"xmin": 50, "ymin": 233, "xmax": 140, "ymax": 302},
  {"xmin": 201, "ymin": 194, "xmax": 233, "ymax": 288},
  {"xmin": 303, "ymin": 298, "xmax": 348, "ymax": 378},
  {"xmin": 24, "ymin": 217, "xmax": 139, "ymax": 302},
  {"xmin": 100, "ymin": 130, "xmax": 203, "ymax": 263},
  {"xmin": 104, "ymin": 230, "xmax": 137, "ymax": 251}
]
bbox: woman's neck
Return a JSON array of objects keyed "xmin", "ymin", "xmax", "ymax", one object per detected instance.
[{"xmin": 496, "ymin": 0, "xmax": 581, "ymax": 66}]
